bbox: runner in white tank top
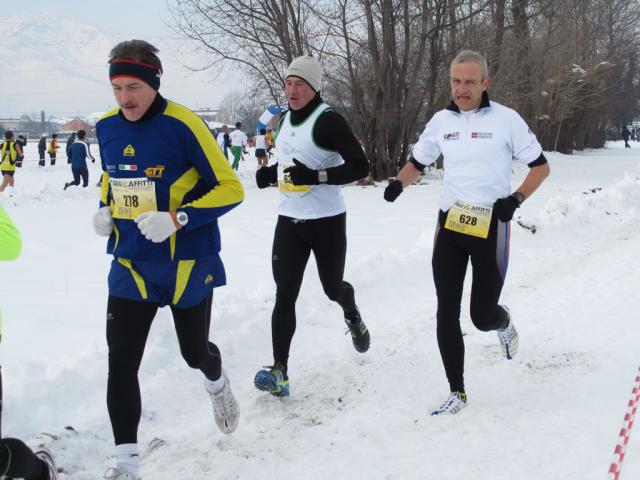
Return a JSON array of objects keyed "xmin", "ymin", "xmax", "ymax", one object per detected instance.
[{"xmin": 253, "ymin": 55, "xmax": 371, "ymax": 398}]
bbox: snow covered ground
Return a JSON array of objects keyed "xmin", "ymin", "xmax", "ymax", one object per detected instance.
[{"xmin": 0, "ymin": 142, "xmax": 639, "ymax": 479}]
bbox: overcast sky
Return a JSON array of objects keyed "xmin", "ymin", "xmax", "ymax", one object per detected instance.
[
  {"xmin": 1, "ymin": 0, "xmax": 240, "ymax": 118},
  {"xmin": 19, "ymin": 0, "xmax": 173, "ymax": 37}
]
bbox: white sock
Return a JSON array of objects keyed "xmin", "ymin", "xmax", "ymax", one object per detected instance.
[
  {"xmin": 205, "ymin": 373, "xmax": 226, "ymax": 394},
  {"xmin": 116, "ymin": 443, "xmax": 139, "ymax": 476}
]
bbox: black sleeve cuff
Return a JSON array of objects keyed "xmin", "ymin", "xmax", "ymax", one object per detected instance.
[
  {"xmin": 527, "ymin": 153, "xmax": 548, "ymax": 168},
  {"xmin": 410, "ymin": 156, "xmax": 426, "ymax": 171}
]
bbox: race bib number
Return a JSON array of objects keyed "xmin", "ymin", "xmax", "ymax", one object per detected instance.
[
  {"xmin": 278, "ymin": 162, "xmax": 310, "ymax": 193},
  {"xmin": 110, "ymin": 177, "xmax": 157, "ymax": 220},
  {"xmin": 444, "ymin": 201, "xmax": 493, "ymax": 239}
]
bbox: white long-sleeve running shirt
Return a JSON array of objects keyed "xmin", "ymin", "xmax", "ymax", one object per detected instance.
[{"xmin": 412, "ymin": 100, "xmax": 542, "ymax": 211}]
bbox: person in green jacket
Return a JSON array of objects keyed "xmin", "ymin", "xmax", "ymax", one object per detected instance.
[
  {"xmin": 0, "ymin": 204, "xmax": 21, "ymax": 260},
  {"xmin": 0, "ymin": 205, "xmax": 60, "ymax": 479}
]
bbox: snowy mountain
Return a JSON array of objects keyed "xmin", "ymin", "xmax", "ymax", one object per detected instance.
[
  {"xmin": 0, "ymin": 13, "xmax": 113, "ymax": 117},
  {"xmin": 0, "ymin": 143, "xmax": 639, "ymax": 479},
  {"xmin": 0, "ymin": 13, "xmax": 229, "ymax": 118}
]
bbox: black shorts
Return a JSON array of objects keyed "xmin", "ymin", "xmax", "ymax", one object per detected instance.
[
  {"xmin": 255, "ymin": 148, "xmax": 267, "ymax": 158},
  {"xmin": 1, "ymin": 170, "xmax": 15, "ymax": 177}
]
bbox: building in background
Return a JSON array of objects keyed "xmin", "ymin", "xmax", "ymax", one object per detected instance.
[
  {"xmin": 62, "ymin": 118, "xmax": 93, "ymax": 134},
  {"xmin": 192, "ymin": 107, "xmax": 221, "ymax": 123}
]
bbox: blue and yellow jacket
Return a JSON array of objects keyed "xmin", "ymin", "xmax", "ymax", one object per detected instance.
[{"xmin": 96, "ymin": 95, "xmax": 243, "ymax": 261}]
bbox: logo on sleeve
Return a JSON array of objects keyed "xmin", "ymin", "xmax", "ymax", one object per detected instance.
[
  {"xmin": 443, "ymin": 131, "xmax": 460, "ymax": 141},
  {"xmin": 471, "ymin": 132, "xmax": 493, "ymax": 139},
  {"xmin": 144, "ymin": 166, "xmax": 165, "ymax": 178},
  {"xmin": 123, "ymin": 145, "xmax": 136, "ymax": 157}
]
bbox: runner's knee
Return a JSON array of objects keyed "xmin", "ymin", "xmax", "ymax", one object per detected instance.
[{"xmin": 470, "ymin": 305, "xmax": 504, "ymax": 331}]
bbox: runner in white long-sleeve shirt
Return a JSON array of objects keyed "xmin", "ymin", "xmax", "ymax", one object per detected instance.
[{"xmin": 384, "ymin": 50, "xmax": 550, "ymax": 416}]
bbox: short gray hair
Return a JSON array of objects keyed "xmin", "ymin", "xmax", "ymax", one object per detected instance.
[{"xmin": 451, "ymin": 50, "xmax": 489, "ymax": 79}]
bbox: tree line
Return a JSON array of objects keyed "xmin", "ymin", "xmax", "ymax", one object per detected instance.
[{"xmin": 169, "ymin": 0, "xmax": 640, "ymax": 180}]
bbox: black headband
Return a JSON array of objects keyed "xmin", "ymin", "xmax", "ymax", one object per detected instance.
[{"xmin": 109, "ymin": 59, "xmax": 161, "ymax": 90}]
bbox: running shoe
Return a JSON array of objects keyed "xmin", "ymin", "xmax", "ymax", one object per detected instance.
[
  {"xmin": 345, "ymin": 308, "xmax": 370, "ymax": 353},
  {"xmin": 254, "ymin": 362, "xmax": 290, "ymax": 397},
  {"xmin": 497, "ymin": 305, "xmax": 519, "ymax": 360},
  {"xmin": 207, "ymin": 369, "xmax": 240, "ymax": 434},
  {"xmin": 431, "ymin": 391, "xmax": 468, "ymax": 416}
]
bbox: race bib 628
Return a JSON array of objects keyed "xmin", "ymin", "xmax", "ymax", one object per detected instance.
[{"xmin": 444, "ymin": 201, "xmax": 493, "ymax": 239}]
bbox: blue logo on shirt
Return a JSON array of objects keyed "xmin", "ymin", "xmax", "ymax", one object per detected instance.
[{"xmin": 443, "ymin": 131, "xmax": 460, "ymax": 141}]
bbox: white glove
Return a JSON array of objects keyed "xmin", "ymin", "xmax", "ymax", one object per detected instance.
[
  {"xmin": 92, "ymin": 206, "xmax": 113, "ymax": 237},
  {"xmin": 135, "ymin": 211, "xmax": 177, "ymax": 243}
]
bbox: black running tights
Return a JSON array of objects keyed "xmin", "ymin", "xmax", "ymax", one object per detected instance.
[
  {"xmin": 271, "ymin": 213, "xmax": 357, "ymax": 367},
  {"xmin": 106, "ymin": 292, "xmax": 221, "ymax": 445},
  {"xmin": 432, "ymin": 210, "xmax": 511, "ymax": 392},
  {"xmin": 0, "ymin": 438, "xmax": 49, "ymax": 480}
]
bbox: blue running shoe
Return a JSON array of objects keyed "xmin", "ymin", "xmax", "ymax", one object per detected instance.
[{"xmin": 254, "ymin": 363, "xmax": 290, "ymax": 397}]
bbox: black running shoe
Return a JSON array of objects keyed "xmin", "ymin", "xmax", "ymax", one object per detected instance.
[
  {"xmin": 35, "ymin": 448, "xmax": 60, "ymax": 480},
  {"xmin": 345, "ymin": 308, "xmax": 370, "ymax": 353}
]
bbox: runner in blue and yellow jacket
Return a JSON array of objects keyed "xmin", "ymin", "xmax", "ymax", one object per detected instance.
[{"xmin": 94, "ymin": 40, "xmax": 243, "ymax": 480}]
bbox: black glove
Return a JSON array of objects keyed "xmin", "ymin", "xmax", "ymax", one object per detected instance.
[
  {"xmin": 256, "ymin": 164, "xmax": 277, "ymax": 189},
  {"xmin": 493, "ymin": 195, "xmax": 521, "ymax": 222},
  {"xmin": 283, "ymin": 158, "xmax": 319, "ymax": 185},
  {"xmin": 384, "ymin": 180, "xmax": 403, "ymax": 202}
]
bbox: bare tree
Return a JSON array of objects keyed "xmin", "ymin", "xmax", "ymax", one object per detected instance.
[
  {"xmin": 167, "ymin": 0, "xmax": 320, "ymax": 106},
  {"xmin": 510, "ymin": 0, "xmax": 534, "ymax": 119},
  {"xmin": 170, "ymin": 0, "xmax": 640, "ymax": 173},
  {"xmin": 488, "ymin": 0, "xmax": 506, "ymax": 78},
  {"xmin": 219, "ymin": 90, "xmax": 267, "ymax": 131},
  {"xmin": 524, "ymin": 0, "xmax": 640, "ymax": 151},
  {"xmin": 317, "ymin": 0, "xmax": 454, "ymax": 179}
]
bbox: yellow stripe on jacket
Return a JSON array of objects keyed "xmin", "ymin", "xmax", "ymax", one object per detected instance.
[{"xmin": 163, "ymin": 101, "xmax": 244, "ymax": 210}]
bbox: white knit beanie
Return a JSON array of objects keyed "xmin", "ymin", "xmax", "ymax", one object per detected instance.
[{"xmin": 286, "ymin": 55, "xmax": 322, "ymax": 92}]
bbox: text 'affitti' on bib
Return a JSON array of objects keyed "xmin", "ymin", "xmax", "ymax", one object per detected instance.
[
  {"xmin": 444, "ymin": 201, "xmax": 493, "ymax": 239},
  {"xmin": 110, "ymin": 177, "xmax": 158, "ymax": 220},
  {"xmin": 278, "ymin": 163, "xmax": 310, "ymax": 193}
]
